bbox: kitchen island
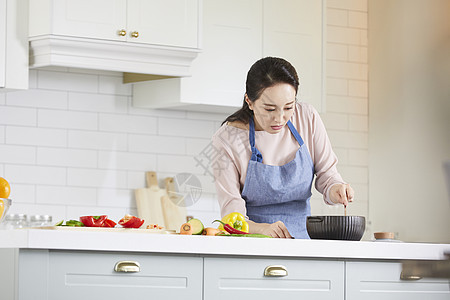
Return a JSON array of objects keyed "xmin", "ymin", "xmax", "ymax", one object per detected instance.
[{"xmin": 1, "ymin": 228, "xmax": 449, "ymax": 300}]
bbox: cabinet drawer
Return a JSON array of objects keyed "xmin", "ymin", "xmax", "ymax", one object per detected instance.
[
  {"xmin": 204, "ymin": 257, "xmax": 344, "ymax": 300},
  {"xmin": 346, "ymin": 261, "xmax": 450, "ymax": 300},
  {"xmin": 48, "ymin": 250, "xmax": 202, "ymax": 299}
]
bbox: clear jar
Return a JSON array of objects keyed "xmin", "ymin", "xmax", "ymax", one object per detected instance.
[
  {"xmin": 28, "ymin": 215, "xmax": 53, "ymax": 227},
  {"xmin": 1, "ymin": 214, "xmax": 28, "ymax": 229}
]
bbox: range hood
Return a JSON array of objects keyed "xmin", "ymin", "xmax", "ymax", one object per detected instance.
[{"xmin": 29, "ymin": 35, "xmax": 200, "ymax": 77}]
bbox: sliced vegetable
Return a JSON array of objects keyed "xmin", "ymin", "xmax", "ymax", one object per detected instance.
[
  {"xmin": 118, "ymin": 214, "xmax": 144, "ymax": 229},
  {"xmin": 56, "ymin": 220, "xmax": 85, "ymax": 227},
  {"xmin": 180, "ymin": 222, "xmax": 193, "ymax": 235},
  {"xmin": 187, "ymin": 218, "xmax": 204, "ymax": 235},
  {"xmin": 79, "ymin": 215, "xmax": 108, "ymax": 227},
  {"xmin": 102, "ymin": 218, "xmax": 117, "ymax": 228},
  {"xmin": 146, "ymin": 224, "xmax": 164, "ymax": 229},
  {"xmin": 213, "ymin": 220, "xmax": 249, "ymax": 235},
  {"xmin": 203, "ymin": 227, "xmax": 224, "ymax": 236},
  {"xmin": 219, "ymin": 212, "xmax": 249, "ymax": 233},
  {"xmin": 55, "ymin": 220, "xmax": 64, "ymax": 226}
]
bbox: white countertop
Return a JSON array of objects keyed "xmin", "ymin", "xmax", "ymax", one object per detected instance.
[{"xmin": 1, "ymin": 228, "xmax": 449, "ymax": 260}]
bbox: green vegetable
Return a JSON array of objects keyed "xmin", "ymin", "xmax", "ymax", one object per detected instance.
[
  {"xmin": 187, "ymin": 218, "xmax": 204, "ymax": 235},
  {"xmin": 56, "ymin": 220, "xmax": 85, "ymax": 227}
]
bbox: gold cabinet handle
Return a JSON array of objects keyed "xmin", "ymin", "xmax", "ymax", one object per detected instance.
[
  {"xmin": 264, "ymin": 265, "xmax": 288, "ymax": 277},
  {"xmin": 400, "ymin": 271, "xmax": 422, "ymax": 281},
  {"xmin": 130, "ymin": 31, "xmax": 139, "ymax": 38},
  {"xmin": 114, "ymin": 261, "xmax": 140, "ymax": 273},
  {"xmin": 117, "ymin": 29, "xmax": 127, "ymax": 36}
]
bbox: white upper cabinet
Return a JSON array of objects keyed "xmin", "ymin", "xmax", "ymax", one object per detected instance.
[
  {"xmin": 0, "ymin": 0, "xmax": 28, "ymax": 90},
  {"xmin": 133, "ymin": 0, "xmax": 325, "ymax": 113},
  {"xmin": 28, "ymin": 0, "xmax": 201, "ymax": 76}
]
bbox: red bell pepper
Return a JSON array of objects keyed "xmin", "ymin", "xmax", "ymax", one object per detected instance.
[
  {"xmin": 80, "ymin": 215, "xmax": 108, "ymax": 227},
  {"xmin": 118, "ymin": 214, "xmax": 144, "ymax": 228},
  {"xmin": 102, "ymin": 218, "xmax": 117, "ymax": 228}
]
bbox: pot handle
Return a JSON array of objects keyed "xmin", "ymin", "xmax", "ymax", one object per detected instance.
[{"xmin": 308, "ymin": 216, "xmax": 324, "ymax": 223}]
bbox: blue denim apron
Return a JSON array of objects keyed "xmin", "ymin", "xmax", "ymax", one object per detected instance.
[{"xmin": 241, "ymin": 117, "xmax": 314, "ymax": 239}]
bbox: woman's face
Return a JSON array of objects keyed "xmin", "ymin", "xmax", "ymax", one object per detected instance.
[{"xmin": 246, "ymin": 83, "xmax": 296, "ymax": 134}]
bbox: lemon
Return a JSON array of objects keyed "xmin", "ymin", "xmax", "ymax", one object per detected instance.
[
  {"xmin": 0, "ymin": 199, "xmax": 4, "ymax": 218},
  {"xmin": 0, "ymin": 177, "xmax": 11, "ymax": 199}
]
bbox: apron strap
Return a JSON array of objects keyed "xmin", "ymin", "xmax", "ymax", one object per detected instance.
[
  {"xmin": 287, "ymin": 120, "xmax": 305, "ymax": 146},
  {"xmin": 249, "ymin": 117, "xmax": 263, "ymax": 162}
]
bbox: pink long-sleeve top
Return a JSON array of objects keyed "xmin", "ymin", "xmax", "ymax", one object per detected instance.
[{"xmin": 211, "ymin": 102, "xmax": 345, "ymax": 219}]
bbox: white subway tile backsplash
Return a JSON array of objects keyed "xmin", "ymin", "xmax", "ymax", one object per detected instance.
[
  {"xmin": 0, "ymin": 106, "xmax": 37, "ymax": 126},
  {"xmin": 128, "ymin": 134, "xmax": 185, "ymax": 155},
  {"xmin": 38, "ymin": 109, "xmax": 98, "ymax": 130},
  {"xmin": 327, "ymin": 130, "xmax": 368, "ymax": 149},
  {"xmin": 67, "ymin": 168, "xmax": 128, "ymax": 189},
  {"xmin": 348, "ymin": 79, "xmax": 368, "ymax": 97},
  {"xmin": 348, "ymin": 11, "xmax": 368, "ymax": 29},
  {"xmin": 10, "ymin": 184, "xmax": 36, "ymax": 204},
  {"xmin": 186, "ymin": 111, "xmax": 228, "ymax": 122},
  {"xmin": 99, "ymin": 75, "xmax": 132, "ymax": 96},
  {"xmin": 66, "ymin": 206, "xmax": 131, "ymax": 223},
  {"xmin": 327, "ymin": 61, "xmax": 368, "ymax": 80},
  {"xmin": 327, "ymin": 43, "xmax": 348, "ymax": 61},
  {"xmin": 327, "ymin": 8, "xmax": 348, "ymax": 27},
  {"xmin": 99, "ymin": 114, "xmax": 157, "ymax": 134},
  {"xmin": 349, "ymin": 115, "xmax": 368, "ymax": 132},
  {"xmin": 0, "ymin": 126, "xmax": 5, "ymax": 143},
  {"xmin": 6, "ymin": 126, "xmax": 67, "ymax": 147},
  {"xmin": 38, "ymin": 70, "xmax": 98, "ymax": 93},
  {"xmin": 320, "ymin": 113, "xmax": 348, "ymax": 130},
  {"xmin": 36, "ymin": 185, "xmax": 97, "ymax": 206},
  {"xmin": 333, "ymin": 148, "xmax": 349, "ymax": 165},
  {"xmin": 37, "ymin": 147, "xmax": 97, "ymax": 168},
  {"xmin": 127, "ymin": 171, "xmax": 147, "ymax": 189},
  {"xmin": 5, "ymin": 165, "xmax": 66, "ymax": 185},
  {"xmin": 327, "ymin": 0, "xmax": 367, "ymax": 12},
  {"xmin": 97, "ymin": 188, "xmax": 135, "ymax": 208},
  {"xmin": 0, "ymin": 145, "xmax": 36, "ymax": 164},
  {"xmin": 348, "ymin": 46, "xmax": 368, "ymax": 63},
  {"xmin": 6, "ymin": 202, "xmax": 66, "ymax": 223},
  {"xmin": 129, "ymin": 106, "xmax": 187, "ymax": 119},
  {"xmin": 326, "ymin": 78, "xmax": 348, "ymax": 96},
  {"xmin": 0, "ymin": 93, "xmax": 5, "ymax": 105},
  {"xmin": 157, "ymin": 154, "xmax": 197, "ymax": 174},
  {"xmin": 68, "ymin": 130, "xmax": 127, "ymax": 151},
  {"xmin": 6, "ymin": 89, "xmax": 68, "ymax": 109},
  {"xmin": 348, "ymin": 149, "xmax": 368, "ymax": 166},
  {"xmin": 186, "ymin": 138, "xmax": 211, "ymax": 156},
  {"xmin": 326, "ymin": 96, "xmax": 368, "ymax": 115},
  {"xmin": 338, "ymin": 166, "xmax": 368, "ymax": 184},
  {"xmin": 98, "ymin": 151, "xmax": 157, "ymax": 171},
  {"xmin": 327, "ymin": 26, "xmax": 363, "ymax": 45},
  {"xmin": 69, "ymin": 92, "xmax": 128, "ymax": 113},
  {"xmin": 158, "ymin": 118, "xmax": 215, "ymax": 138}
]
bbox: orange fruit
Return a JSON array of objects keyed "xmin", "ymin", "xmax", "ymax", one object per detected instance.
[
  {"xmin": 0, "ymin": 177, "xmax": 11, "ymax": 199},
  {"xmin": 0, "ymin": 199, "xmax": 4, "ymax": 219}
]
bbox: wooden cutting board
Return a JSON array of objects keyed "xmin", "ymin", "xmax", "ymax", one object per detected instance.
[
  {"xmin": 161, "ymin": 177, "xmax": 187, "ymax": 231},
  {"xmin": 135, "ymin": 171, "xmax": 166, "ymax": 229}
]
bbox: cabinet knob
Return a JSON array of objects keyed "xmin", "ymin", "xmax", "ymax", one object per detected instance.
[
  {"xmin": 114, "ymin": 261, "xmax": 140, "ymax": 273},
  {"xmin": 130, "ymin": 31, "xmax": 139, "ymax": 38},
  {"xmin": 117, "ymin": 29, "xmax": 127, "ymax": 36},
  {"xmin": 264, "ymin": 265, "xmax": 288, "ymax": 277}
]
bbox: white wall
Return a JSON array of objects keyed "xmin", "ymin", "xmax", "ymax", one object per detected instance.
[
  {"xmin": 0, "ymin": 0, "xmax": 370, "ymax": 235},
  {"xmin": 368, "ymin": 0, "xmax": 450, "ymax": 243}
]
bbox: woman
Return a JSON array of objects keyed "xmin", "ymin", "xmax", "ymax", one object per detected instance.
[{"xmin": 212, "ymin": 57, "xmax": 354, "ymax": 238}]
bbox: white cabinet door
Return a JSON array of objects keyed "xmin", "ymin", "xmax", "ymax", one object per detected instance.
[
  {"xmin": 18, "ymin": 249, "xmax": 203, "ymax": 300},
  {"xmin": 127, "ymin": 0, "xmax": 199, "ymax": 48},
  {"xmin": 204, "ymin": 257, "xmax": 344, "ymax": 300},
  {"xmin": 31, "ymin": 0, "xmax": 127, "ymax": 41},
  {"xmin": 0, "ymin": 0, "xmax": 6, "ymax": 88},
  {"xmin": 263, "ymin": 0, "xmax": 324, "ymax": 112},
  {"xmin": 346, "ymin": 261, "xmax": 450, "ymax": 300}
]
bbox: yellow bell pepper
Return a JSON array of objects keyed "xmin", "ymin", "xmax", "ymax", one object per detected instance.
[{"xmin": 218, "ymin": 212, "xmax": 249, "ymax": 233}]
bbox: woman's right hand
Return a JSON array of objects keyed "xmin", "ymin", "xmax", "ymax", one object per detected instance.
[{"xmin": 247, "ymin": 220, "xmax": 292, "ymax": 238}]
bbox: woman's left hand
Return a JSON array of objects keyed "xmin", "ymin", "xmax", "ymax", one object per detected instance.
[{"xmin": 329, "ymin": 184, "xmax": 354, "ymax": 206}]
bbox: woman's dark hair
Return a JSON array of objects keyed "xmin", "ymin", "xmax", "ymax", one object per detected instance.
[{"xmin": 222, "ymin": 57, "xmax": 299, "ymax": 125}]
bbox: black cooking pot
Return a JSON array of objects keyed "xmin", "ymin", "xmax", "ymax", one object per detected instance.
[{"xmin": 306, "ymin": 216, "xmax": 366, "ymax": 241}]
